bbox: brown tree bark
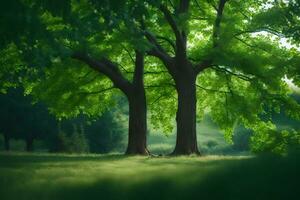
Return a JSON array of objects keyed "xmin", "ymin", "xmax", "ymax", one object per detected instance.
[
  {"xmin": 125, "ymin": 51, "xmax": 149, "ymax": 155},
  {"xmin": 172, "ymin": 74, "xmax": 200, "ymax": 155},
  {"xmin": 126, "ymin": 92, "xmax": 148, "ymax": 155},
  {"xmin": 72, "ymin": 51, "xmax": 149, "ymax": 155},
  {"xmin": 144, "ymin": 0, "xmax": 227, "ymax": 155}
]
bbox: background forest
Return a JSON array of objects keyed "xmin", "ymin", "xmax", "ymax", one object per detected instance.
[{"xmin": 1, "ymin": 90, "xmax": 300, "ymax": 155}]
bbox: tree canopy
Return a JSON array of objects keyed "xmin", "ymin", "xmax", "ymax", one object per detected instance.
[{"xmin": 0, "ymin": 0, "xmax": 299, "ymax": 155}]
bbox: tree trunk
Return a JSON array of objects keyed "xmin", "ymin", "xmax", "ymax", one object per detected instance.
[
  {"xmin": 125, "ymin": 89, "xmax": 149, "ymax": 155},
  {"xmin": 73, "ymin": 50, "xmax": 149, "ymax": 155},
  {"xmin": 4, "ymin": 134, "xmax": 10, "ymax": 151},
  {"xmin": 26, "ymin": 137, "xmax": 34, "ymax": 152},
  {"xmin": 172, "ymin": 76, "xmax": 200, "ymax": 155}
]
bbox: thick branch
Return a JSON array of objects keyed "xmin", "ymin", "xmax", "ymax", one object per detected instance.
[
  {"xmin": 159, "ymin": 4, "xmax": 187, "ymax": 57},
  {"xmin": 194, "ymin": 0, "xmax": 227, "ymax": 74},
  {"xmin": 156, "ymin": 35, "xmax": 176, "ymax": 52},
  {"xmin": 194, "ymin": 59, "xmax": 213, "ymax": 74},
  {"xmin": 142, "ymin": 29, "xmax": 174, "ymax": 70},
  {"xmin": 213, "ymin": 0, "xmax": 227, "ymax": 48},
  {"xmin": 160, "ymin": 5, "xmax": 182, "ymax": 42},
  {"xmin": 72, "ymin": 52, "xmax": 132, "ymax": 93},
  {"xmin": 144, "ymin": 36, "xmax": 176, "ymax": 76},
  {"xmin": 144, "ymin": 30, "xmax": 168, "ymax": 55},
  {"xmin": 147, "ymin": 49, "xmax": 174, "ymax": 72}
]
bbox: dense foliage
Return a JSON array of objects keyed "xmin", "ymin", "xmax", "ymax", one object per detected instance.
[
  {"xmin": 0, "ymin": 88, "xmax": 126, "ymax": 153},
  {"xmin": 0, "ymin": 0, "xmax": 299, "ymax": 154}
]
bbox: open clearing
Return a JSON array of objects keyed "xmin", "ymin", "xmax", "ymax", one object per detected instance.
[{"xmin": 0, "ymin": 153, "xmax": 299, "ymax": 200}]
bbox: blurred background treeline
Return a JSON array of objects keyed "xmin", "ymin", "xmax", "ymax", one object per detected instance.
[
  {"xmin": 1, "ymin": 87, "xmax": 299, "ymax": 155},
  {"xmin": 0, "ymin": 87, "xmax": 127, "ymax": 154}
]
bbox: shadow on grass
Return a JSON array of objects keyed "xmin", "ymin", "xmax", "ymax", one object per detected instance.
[
  {"xmin": 0, "ymin": 152, "xmax": 299, "ymax": 200},
  {"xmin": 58, "ymin": 154, "xmax": 300, "ymax": 200}
]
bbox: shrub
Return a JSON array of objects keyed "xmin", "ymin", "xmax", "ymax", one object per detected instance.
[{"xmin": 250, "ymin": 129, "xmax": 300, "ymax": 154}]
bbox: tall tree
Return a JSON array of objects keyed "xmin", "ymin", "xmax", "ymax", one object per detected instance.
[
  {"xmin": 13, "ymin": 0, "xmax": 151, "ymax": 155},
  {"xmin": 69, "ymin": 50, "xmax": 149, "ymax": 154},
  {"xmin": 133, "ymin": 0, "xmax": 300, "ymax": 154},
  {"xmin": 0, "ymin": 88, "xmax": 57, "ymax": 151}
]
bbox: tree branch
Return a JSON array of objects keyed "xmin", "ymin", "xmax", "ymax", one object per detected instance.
[
  {"xmin": 71, "ymin": 52, "xmax": 132, "ymax": 93},
  {"xmin": 159, "ymin": 4, "xmax": 187, "ymax": 56},
  {"xmin": 142, "ymin": 32, "xmax": 175, "ymax": 75},
  {"xmin": 156, "ymin": 35, "xmax": 176, "ymax": 52},
  {"xmin": 234, "ymin": 27, "xmax": 285, "ymax": 38},
  {"xmin": 194, "ymin": 59, "xmax": 213, "ymax": 74},
  {"xmin": 233, "ymin": 36, "xmax": 270, "ymax": 53},
  {"xmin": 159, "ymin": 5, "xmax": 182, "ymax": 41},
  {"xmin": 143, "ymin": 30, "xmax": 170, "ymax": 57},
  {"xmin": 194, "ymin": 0, "xmax": 202, "ymax": 12},
  {"xmin": 213, "ymin": 0, "xmax": 227, "ymax": 48},
  {"xmin": 150, "ymin": 91, "xmax": 176, "ymax": 105},
  {"xmin": 118, "ymin": 63, "xmax": 130, "ymax": 73},
  {"xmin": 78, "ymin": 86, "xmax": 116, "ymax": 95},
  {"xmin": 168, "ymin": 0, "xmax": 176, "ymax": 10},
  {"xmin": 122, "ymin": 45, "xmax": 135, "ymax": 64},
  {"xmin": 80, "ymin": 74, "xmax": 99, "ymax": 86},
  {"xmin": 194, "ymin": 0, "xmax": 227, "ymax": 74},
  {"xmin": 213, "ymin": 66, "xmax": 255, "ymax": 81}
]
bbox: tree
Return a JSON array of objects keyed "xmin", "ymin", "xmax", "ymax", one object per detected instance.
[
  {"xmin": 123, "ymin": 0, "xmax": 300, "ymax": 155},
  {"xmin": 70, "ymin": 51, "xmax": 149, "ymax": 154},
  {"xmin": 141, "ymin": 0, "xmax": 213, "ymax": 154},
  {"xmin": 1, "ymin": 0, "xmax": 300, "ymax": 156},
  {"xmin": 0, "ymin": 88, "xmax": 57, "ymax": 151},
  {"xmin": 0, "ymin": 89, "xmax": 22, "ymax": 151},
  {"xmin": 0, "ymin": 0, "xmax": 150, "ymax": 155}
]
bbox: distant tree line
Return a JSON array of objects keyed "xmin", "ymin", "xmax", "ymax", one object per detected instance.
[{"xmin": 0, "ymin": 88, "xmax": 126, "ymax": 153}]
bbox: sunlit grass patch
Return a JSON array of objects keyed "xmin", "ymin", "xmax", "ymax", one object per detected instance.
[{"xmin": 0, "ymin": 152, "xmax": 299, "ymax": 200}]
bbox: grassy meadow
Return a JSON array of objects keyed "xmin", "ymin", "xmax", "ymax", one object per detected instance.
[{"xmin": 0, "ymin": 152, "xmax": 299, "ymax": 200}]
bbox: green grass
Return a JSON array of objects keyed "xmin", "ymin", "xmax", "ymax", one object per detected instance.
[{"xmin": 0, "ymin": 152, "xmax": 299, "ymax": 200}]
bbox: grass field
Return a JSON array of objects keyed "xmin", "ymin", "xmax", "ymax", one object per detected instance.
[{"xmin": 0, "ymin": 152, "xmax": 299, "ymax": 200}]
